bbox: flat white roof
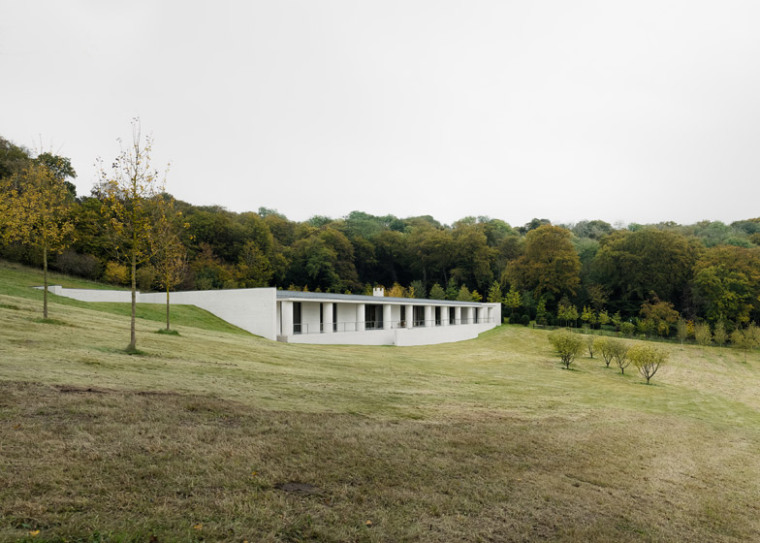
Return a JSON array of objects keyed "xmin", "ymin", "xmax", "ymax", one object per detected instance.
[{"xmin": 276, "ymin": 289, "xmax": 495, "ymax": 307}]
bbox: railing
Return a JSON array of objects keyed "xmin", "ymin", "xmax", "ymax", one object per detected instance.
[{"xmin": 292, "ymin": 317, "xmax": 497, "ymax": 335}]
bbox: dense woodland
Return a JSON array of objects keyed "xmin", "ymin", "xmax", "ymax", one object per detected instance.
[{"xmin": 3, "ymin": 134, "xmax": 760, "ymax": 339}]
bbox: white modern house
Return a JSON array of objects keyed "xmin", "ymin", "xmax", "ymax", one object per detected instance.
[{"xmin": 46, "ymin": 285, "xmax": 501, "ymax": 347}]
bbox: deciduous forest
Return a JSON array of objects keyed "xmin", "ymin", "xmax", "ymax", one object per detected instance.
[{"xmin": 3, "ymin": 135, "xmax": 760, "ymax": 341}]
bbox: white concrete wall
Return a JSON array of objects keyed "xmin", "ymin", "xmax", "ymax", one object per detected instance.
[
  {"xmin": 335, "ymin": 303, "xmax": 358, "ymax": 332},
  {"xmin": 48, "ymin": 285, "xmax": 278, "ymax": 340},
  {"xmin": 282, "ymin": 320, "xmax": 498, "ymax": 346},
  {"xmin": 140, "ymin": 288, "xmax": 278, "ymax": 340},
  {"xmin": 283, "ymin": 328, "xmax": 396, "ymax": 346},
  {"xmin": 299, "ymin": 302, "xmax": 322, "ymax": 335},
  {"xmin": 394, "ymin": 321, "xmax": 496, "ymax": 347},
  {"xmin": 390, "ymin": 304, "xmax": 403, "ymax": 327},
  {"xmin": 47, "ymin": 285, "xmax": 133, "ymax": 303}
]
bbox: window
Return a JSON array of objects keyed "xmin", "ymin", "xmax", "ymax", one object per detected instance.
[
  {"xmin": 365, "ymin": 304, "xmax": 384, "ymax": 330},
  {"xmin": 293, "ymin": 302, "xmax": 302, "ymax": 334},
  {"xmin": 413, "ymin": 306, "xmax": 425, "ymax": 327}
]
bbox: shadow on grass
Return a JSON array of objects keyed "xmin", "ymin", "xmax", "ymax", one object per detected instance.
[
  {"xmin": 634, "ymin": 380, "xmax": 665, "ymax": 387},
  {"xmin": 94, "ymin": 345, "xmax": 149, "ymax": 357},
  {"xmin": 33, "ymin": 317, "xmax": 72, "ymax": 326},
  {"xmin": 156, "ymin": 328, "xmax": 181, "ymax": 336}
]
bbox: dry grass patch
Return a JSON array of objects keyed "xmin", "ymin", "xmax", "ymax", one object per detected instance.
[{"xmin": 2, "ymin": 382, "xmax": 759, "ymax": 542}]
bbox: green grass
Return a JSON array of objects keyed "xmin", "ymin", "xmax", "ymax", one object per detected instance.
[
  {"xmin": 0, "ymin": 259, "xmax": 249, "ymax": 335},
  {"xmin": 1, "ymin": 260, "xmax": 759, "ymax": 542}
]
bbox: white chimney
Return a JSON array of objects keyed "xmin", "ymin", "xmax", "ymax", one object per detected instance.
[{"xmin": 373, "ymin": 287, "xmax": 385, "ymax": 297}]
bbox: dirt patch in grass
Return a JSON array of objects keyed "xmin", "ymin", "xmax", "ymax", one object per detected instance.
[
  {"xmin": 1, "ymin": 381, "xmax": 759, "ymax": 542},
  {"xmin": 54, "ymin": 384, "xmax": 110, "ymax": 394}
]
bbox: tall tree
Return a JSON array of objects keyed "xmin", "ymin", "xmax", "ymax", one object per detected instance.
[
  {"xmin": 692, "ymin": 245, "xmax": 760, "ymax": 325},
  {"xmin": 450, "ymin": 221, "xmax": 495, "ymax": 293},
  {"xmin": 0, "ymin": 137, "xmax": 31, "ymax": 180},
  {"xmin": 408, "ymin": 224, "xmax": 453, "ymax": 288},
  {"xmin": 97, "ymin": 119, "xmax": 167, "ymax": 351},
  {"xmin": 486, "ymin": 281, "xmax": 503, "ymax": 304},
  {"xmin": 34, "ymin": 152, "xmax": 77, "ymax": 199},
  {"xmin": 1, "ymin": 162, "xmax": 75, "ymax": 317},
  {"xmin": 592, "ymin": 228, "xmax": 695, "ymax": 315},
  {"xmin": 506, "ymin": 225, "xmax": 581, "ymax": 300}
]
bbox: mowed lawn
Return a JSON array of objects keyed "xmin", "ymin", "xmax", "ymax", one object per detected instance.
[{"xmin": 1, "ymin": 262, "xmax": 759, "ymax": 542}]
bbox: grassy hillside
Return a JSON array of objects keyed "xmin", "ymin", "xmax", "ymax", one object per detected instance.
[{"xmin": 1, "ymin": 261, "xmax": 759, "ymax": 542}]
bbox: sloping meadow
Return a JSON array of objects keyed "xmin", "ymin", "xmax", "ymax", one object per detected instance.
[{"xmin": 1, "ymin": 263, "xmax": 759, "ymax": 542}]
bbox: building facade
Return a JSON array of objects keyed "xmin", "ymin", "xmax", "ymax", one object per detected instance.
[{"xmin": 46, "ymin": 286, "xmax": 501, "ymax": 346}]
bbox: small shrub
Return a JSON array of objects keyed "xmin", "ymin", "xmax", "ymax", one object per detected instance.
[
  {"xmin": 520, "ymin": 314, "xmax": 530, "ymax": 326},
  {"xmin": 136, "ymin": 264, "xmax": 157, "ymax": 291},
  {"xmin": 548, "ymin": 330, "xmax": 584, "ymax": 370},
  {"xmin": 628, "ymin": 344, "xmax": 668, "ymax": 384},
  {"xmin": 104, "ymin": 261, "xmax": 129, "ymax": 286},
  {"xmin": 676, "ymin": 319, "xmax": 688, "ymax": 344},
  {"xmin": 619, "ymin": 322, "xmax": 635, "ymax": 337},
  {"xmin": 53, "ymin": 249, "xmax": 102, "ymax": 280},
  {"xmin": 609, "ymin": 340, "xmax": 630, "ymax": 375},
  {"xmin": 586, "ymin": 335, "xmax": 595, "ymax": 358},
  {"xmin": 713, "ymin": 321, "xmax": 727, "ymax": 347},
  {"xmin": 732, "ymin": 323, "xmax": 760, "ymax": 360},
  {"xmin": 694, "ymin": 322, "xmax": 712, "ymax": 346},
  {"xmin": 594, "ymin": 337, "xmax": 613, "ymax": 367}
]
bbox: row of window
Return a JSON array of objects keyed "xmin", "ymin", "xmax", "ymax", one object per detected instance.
[{"xmin": 291, "ymin": 303, "xmax": 482, "ymax": 334}]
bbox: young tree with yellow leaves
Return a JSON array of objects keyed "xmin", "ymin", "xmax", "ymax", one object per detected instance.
[
  {"xmin": 97, "ymin": 119, "xmax": 167, "ymax": 352},
  {"xmin": 152, "ymin": 194, "xmax": 187, "ymax": 332},
  {"xmin": 1, "ymin": 162, "xmax": 75, "ymax": 318}
]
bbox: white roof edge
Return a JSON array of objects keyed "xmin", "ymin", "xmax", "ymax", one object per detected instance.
[{"xmin": 275, "ymin": 289, "xmax": 498, "ymax": 306}]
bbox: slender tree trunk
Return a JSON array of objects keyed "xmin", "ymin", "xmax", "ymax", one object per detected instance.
[
  {"xmin": 128, "ymin": 251, "xmax": 137, "ymax": 351},
  {"xmin": 165, "ymin": 283, "xmax": 170, "ymax": 331},
  {"xmin": 43, "ymin": 242, "xmax": 48, "ymax": 319}
]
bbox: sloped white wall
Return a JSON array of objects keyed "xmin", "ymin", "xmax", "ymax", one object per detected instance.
[
  {"xmin": 47, "ymin": 286, "xmax": 278, "ymax": 340},
  {"xmin": 139, "ymin": 289, "xmax": 277, "ymax": 340}
]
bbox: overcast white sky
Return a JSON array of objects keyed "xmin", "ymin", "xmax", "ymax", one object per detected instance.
[{"xmin": 2, "ymin": 1, "xmax": 760, "ymax": 227}]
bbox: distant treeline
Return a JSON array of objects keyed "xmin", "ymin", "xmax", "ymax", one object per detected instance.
[{"xmin": 3, "ymin": 135, "xmax": 760, "ymax": 338}]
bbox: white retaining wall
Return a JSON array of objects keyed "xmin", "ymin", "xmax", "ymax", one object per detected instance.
[
  {"xmin": 281, "ymin": 319, "xmax": 498, "ymax": 346},
  {"xmin": 46, "ymin": 286, "xmax": 278, "ymax": 340},
  {"xmin": 394, "ymin": 321, "xmax": 495, "ymax": 346},
  {"xmin": 139, "ymin": 289, "xmax": 277, "ymax": 340},
  {"xmin": 47, "ymin": 285, "xmax": 133, "ymax": 303}
]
